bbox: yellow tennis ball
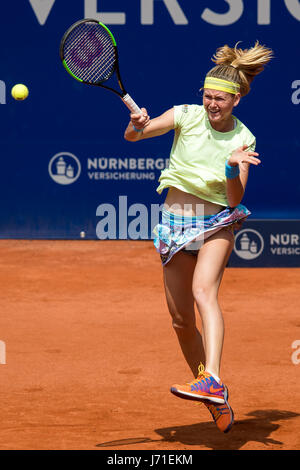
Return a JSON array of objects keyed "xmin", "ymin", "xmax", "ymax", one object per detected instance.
[{"xmin": 11, "ymin": 84, "xmax": 29, "ymax": 101}]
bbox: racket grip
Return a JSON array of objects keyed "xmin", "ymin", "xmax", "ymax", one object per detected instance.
[{"xmin": 122, "ymin": 94, "xmax": 142, "ymax": 114}]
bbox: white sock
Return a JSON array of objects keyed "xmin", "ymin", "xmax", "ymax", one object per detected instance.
[{"xmin": 206, "ymin": 370, "xmax": 221, "ymax": 384}]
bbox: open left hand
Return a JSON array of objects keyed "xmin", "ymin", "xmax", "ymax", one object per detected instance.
[{"xmin": 228, "ymin": 145, "xmax": 261, "ymax": 170}]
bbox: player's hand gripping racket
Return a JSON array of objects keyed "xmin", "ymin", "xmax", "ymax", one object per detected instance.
[{"xmin": 59, "ymin": 19, "xmax": 142, "ymax": 114}]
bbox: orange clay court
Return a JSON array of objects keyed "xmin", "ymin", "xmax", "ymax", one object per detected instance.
[{"xmin": 0, "ymin": 239, "xmax": 299, "ymax": 451}]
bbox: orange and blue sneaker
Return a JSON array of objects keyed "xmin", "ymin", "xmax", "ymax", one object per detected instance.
[
  {"xmin": 203, "ymin": 385, "xmax": 234, "ymax": 433},
  {"xmin": 170, "ymin": 364, "xmax": 225, "ymax": 404}
]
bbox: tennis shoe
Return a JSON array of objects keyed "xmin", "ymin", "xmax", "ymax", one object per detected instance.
[
  {"xmin": 170, "ymin": 364, "xmax": 225, "ymax": 404},
  {"xmin": 203, "ymin": 385, "xmax": 234, "ymax": 433}
]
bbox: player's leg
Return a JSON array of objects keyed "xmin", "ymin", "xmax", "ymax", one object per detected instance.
[
  {"xmin": 170, "ymin": 228, "xmax": 234, "ymax": 404},
  {"xmin": 163, "ymin": 250, "xmax": 206, "ymax": 378},
  {"xmin": 192, "ymin": 227, "xmax": 234, "ymax": 378}
]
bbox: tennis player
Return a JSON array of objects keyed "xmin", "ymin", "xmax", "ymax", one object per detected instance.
[{"xmin": 124, "ymin": 42, "xmax": 272, "ymax": 433}]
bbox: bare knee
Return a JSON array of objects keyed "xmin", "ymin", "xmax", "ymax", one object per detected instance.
[
  {"xmin": 192, "ymin": 285, "xmax": 216, "ymax": 310},
  {"xmin": 170, "ymin": 311, "xmax": 196, "ymax": 337}
]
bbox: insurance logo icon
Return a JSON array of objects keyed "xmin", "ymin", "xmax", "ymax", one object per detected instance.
[
  {"xmin": 234, "ymin": 228, "xmax": 264, "ymax": 260},
  {"xmin": 49, "ymin": 152, "xmax": 81, "ymax": 185}
]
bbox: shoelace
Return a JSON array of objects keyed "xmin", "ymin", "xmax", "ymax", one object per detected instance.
[{"xmin": 186, "ymin": 363, "xmax": 209, "ymax": 386}]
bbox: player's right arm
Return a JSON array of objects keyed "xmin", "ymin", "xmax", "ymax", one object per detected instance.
[{"xmin": 124, "ymin": 108, "xmax": 174, "ymax": 142}]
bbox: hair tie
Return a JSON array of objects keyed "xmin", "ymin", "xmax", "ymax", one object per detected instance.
[{"xmin": 230, "ymin": 63, "xmax": 238, "ymax": 69}]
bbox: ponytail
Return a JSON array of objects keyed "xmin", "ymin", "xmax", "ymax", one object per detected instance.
[{"xmin": 206, "ymin": 41, "xmax": 273, "ymax": 96}]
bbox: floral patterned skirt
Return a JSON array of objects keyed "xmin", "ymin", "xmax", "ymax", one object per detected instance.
[{"xmin": 153, "ymin": 204, "xmax": 250, "ymax": 265}]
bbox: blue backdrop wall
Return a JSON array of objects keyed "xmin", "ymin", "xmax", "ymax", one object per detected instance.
[{"xmin": 0, "ymin": 1, "xmax": 300, "ymax": 265}]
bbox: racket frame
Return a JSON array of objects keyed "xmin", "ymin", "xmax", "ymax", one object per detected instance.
[{"xmin": 60, "ymin": 19, "xmax": 141, "ymax": 114}]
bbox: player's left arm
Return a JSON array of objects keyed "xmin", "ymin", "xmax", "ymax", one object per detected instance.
[{"xmin": 226, "ymin": 144, "xmax": 261, "ymax": 207}]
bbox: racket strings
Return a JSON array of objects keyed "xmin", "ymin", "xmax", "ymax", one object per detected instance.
[
  {"xmin": 88, "ymin": 42, "xmax": 115, "ymax": 80},
  {"xmin": 67, "ymin": 31, "xmax": 113, "ymax": 82},
  {"xmin": 65, "ymin": 26, "xmax": 113, "ymax": 77},
  {"xmin": 63, "ymin": 22, "xmax": 116, "ymax": 83}
]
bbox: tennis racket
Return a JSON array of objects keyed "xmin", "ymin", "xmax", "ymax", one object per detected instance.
[{"xmin": 59, "ymin": 19, "xmax": 142, "ymax": 114}]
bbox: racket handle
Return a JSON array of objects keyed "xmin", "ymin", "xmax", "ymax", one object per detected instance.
[{"xmin": 122, "ymin": 94, "xmax": 142, "ymax": 114}]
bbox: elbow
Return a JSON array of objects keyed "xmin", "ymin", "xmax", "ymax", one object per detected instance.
[
  {"xmin": 227, "ymin": 198, "xmax": 241, "ymax": 208},
  {"xmin": 226, "ymin": 180, "xmax": 246, "ymax": 208},
  {"xmin": 226, "ymin": 192, "xmax": 244, "ymax": 208}
]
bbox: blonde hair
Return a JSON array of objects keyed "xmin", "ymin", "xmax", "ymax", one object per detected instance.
[{"xmin": 206, "ymin": 41, "xmax": 273, "ymax": 97}]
